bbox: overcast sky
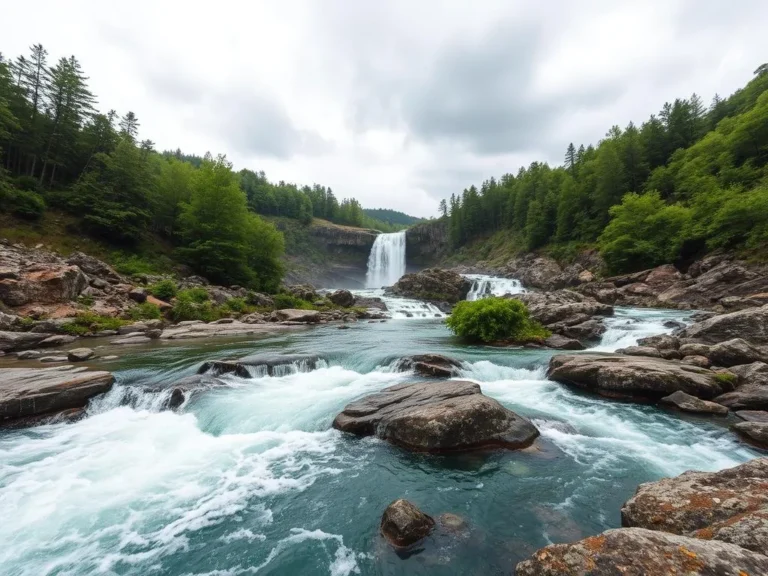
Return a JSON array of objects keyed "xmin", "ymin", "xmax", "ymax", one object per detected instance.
[{"xmin": 3, "ymin": 0, "xmax": 767, "ymax": 217}]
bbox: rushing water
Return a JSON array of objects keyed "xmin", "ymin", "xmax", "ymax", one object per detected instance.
[
  {"xmin": 365, "ymin": 232, "xmax": 406, "ymax": 289},
  {"xmin": 0, "ymin": 306, "xmax": 762, "ymax": 576},
  {"xmin": 464, "ymin": 274, "xmax": 526, "ymax": 301}
]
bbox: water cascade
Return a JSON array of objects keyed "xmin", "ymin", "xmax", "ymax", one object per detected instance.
[
  {"xmin": 365, "ymin": 231, "xmax": 406, "ymax": 288},
  {"xmin": 464, "ymin": 274, "xmax": 526, "ymax": 300}
]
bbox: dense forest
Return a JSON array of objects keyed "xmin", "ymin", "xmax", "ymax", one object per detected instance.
[
  {"xmin": 0, "ymin": 44, "xmax": 405, "ymax": 290},
  {"xmin": 363, "ymin": 208, "xmax": 422, "ymax": 227},
  {"xmin": 443, "ymin": 64, "xmax": 768, "ymax": 273}
]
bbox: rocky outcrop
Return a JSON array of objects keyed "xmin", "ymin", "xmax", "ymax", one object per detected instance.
[
  {"xmin": 0, "ymin": 365, "xmax": 113, "ymax": 422},
  {"xmin": 660, "ymin": 390, "xmax": 728, "ymax": 415},
  {"xmin": 380, "ymin": 499, "xmax": 435, "ymax": 548},
  {"xmin": 388, "ymin": 268, "xmax": 471, "ymax": 304},
  {"xmin": 405, "ymin": 220, "xmax": 448, "ymax": 267},
  {"xmin": 199, "ymin": 353, "xmax": 322, "ymax": 378},
  {"xmin": 272, "ymin": 308, "xmax": 321, "ymax": 323},
  {"xmin": 515, "ymin": 527, "xmax": 768, "ymax": 576},
  {"xmin": 328, "ymin": 289, "xmax": 354, "ymax": 308},
  {"xmin": 332, "ymin": 380, "xmax": 539, "ymax": 452},
  {"xmin": 0, "ymin": 330, "xmax": 54, "ymax": 352},
  {"xmin": 548, "ymin": 354, "xmax": 730, "ymax": 400},
  {"xmin": 0, "ymin": 264, "xmax": 88, "ymax": 306},
  {"xmin": 511, "ymin": 290, "xmax": 613, "ymax": 343},
  {"xmin": 712, "ymin": 362, "xmax": 768, "ymax": 410},
  {"xmin": 680, "ymin": 305, "xmax": 768, "ymax": 345},
  {"xmin": 394, "ymin": 354, "xmax": 464, "ymax": 377},
  {"xmin": 732, "ymin": 422, "xmax": 768, "ymax": 448},
  {"xmin": 621, "ymin": 458, "xmax": 768, "ymax": 554}
]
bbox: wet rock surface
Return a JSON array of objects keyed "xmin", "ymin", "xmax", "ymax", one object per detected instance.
[
  {"xmin": 732, "ymin": 422, "xmax": 768, "ymax": 448},
  {"xmin": 548, "ymin": 354, "xmax": 728, "ymax": 400},
  {"xmin": 333, "ymin": 380, "xmax": 539, "ymax": 452},
  {"xmin": 388, "ymin": 268, "xmax": 471, "ymax": 304},
  {"xmin": 659, "ymin": 390, "xmax": 728, "ymax": 415},
  {"xmin": 199, "ymin": 353, "xmax": 322, "ymax": 378},
  {"xmin": 394, "ymin": 354, "xmax": 464, "ymax": 377},
  {"xmin": 380, "ymin": 499, "xmax": 435, "ymax": 548}
]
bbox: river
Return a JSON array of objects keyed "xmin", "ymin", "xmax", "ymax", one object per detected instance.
[{"xmin": 0, "ymin": 296, "xmax": 760, "ymax": 575}]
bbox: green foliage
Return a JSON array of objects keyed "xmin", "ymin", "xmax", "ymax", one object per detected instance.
[
  {"xmin": 111, "ymin": 254, "xmax": 160, "ymax": 276},
  {"xmin": 598, "ymin": 192, "xmax": 692, "ymax": 273},
  {"xmin": 77, "ymin": 294, "xmax": 94, "ymax": 307},
  {"xmin": 60, "ymin": 312, "xmax": 126, "ymax": 335},
  {"xmin": 148, "ymin": 279, "xmax": 177, "ymax": 301},
  {"xmin": 445, "ymin": 298, "xmax": 550, "ymax": 343},
  {"xmin": 0, "ymin": 188, "xmax": 46, "ymax": 220},
  {"xmin": 273, "ymin": 293, "xmax": 312, "ymax": 310},
  {"xmin": 224, "ymin": 297, "xmax": 247, "ymax": 312},
  {"xmin": 177, "ymin": 287, "xmax": 209, "ymax": 303},
  {"xmin": 128, "ymin": 302, "xmax": 162, "ymax": 320},
  {"xmin": 714, "ymin": 372, "xmax": 738, "ymax": 386}
]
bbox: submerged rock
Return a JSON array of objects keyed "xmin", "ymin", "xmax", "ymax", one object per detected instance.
[
  {"xmin": 395, "ymin": 354, "xmax": 464, "ymax": 377},
  {"xmin": 548, "ymin": 354, "xmax": 729, "ymax": 400},
  {"xmin": 380, "ymin": 499, "xmax": 435, "ymax": 548},
  {"xmin": 659, "ymin": 390, "xmax": 728, "ymax": 415},
  {"xmin": 333, "ymin": 380, "xmax": 539, "ymax": 452},
  {"xmin": 515, "ymin": 527, "xmax": 768, "ymax": 576},
  {"xmin": 199, "ymin": 353, "xmax": 321, "ymax": 378},
  {"xmin": 0, "ymin": 365, "xmax": 113, "ymax": 423},
  {"xmin": 621, "ymin": 458, "xmax": 768, "ymax": 554}
]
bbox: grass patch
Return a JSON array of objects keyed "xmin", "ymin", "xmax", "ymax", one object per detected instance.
[
  {"xmin": 128, "ymin": 302, "xmax": 162, "ymax": 321},
  {"xmin": 60, "ymin": 312, "xmax": 128, "ymax": 335},
  {"xmin": 714, "ymin": 372, "xmax": 738, "ymax": 386}
]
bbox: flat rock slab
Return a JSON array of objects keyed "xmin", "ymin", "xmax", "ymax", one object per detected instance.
[
  {"xmin": 621, "ymin": 458, "xmax": 768, "ymax": 554},
  {"xmin": 0, "ymin": 365, "xmax": 114, "ymax": 422},
  {"xmin": 515, "ymin": 527, "xmax": 768, "ymax": 576},
  {"xmin": 160, "ymin": 321, "xmax": 301, "ymax": 340},
  {"xmin": 199, "ymin": 353, "xmax": 321, "ymax": 378},
  {"xmin": 333, "ymin": 380, "xmax": 539, "ymax": 453},
  {"xmin": 660, "ymin": 390, "xmax": 728, "ymax": 415},
  {"xmin": 0, "ymin": 330, "xmax": 54, "ymax": 352},
  {"xmin": 548, "ymin": 354, "xmax": 727, "ymax": 400}
]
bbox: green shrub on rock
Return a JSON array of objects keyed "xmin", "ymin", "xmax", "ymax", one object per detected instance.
[
  {"xmin": 149, "ymin": 279, "xmax": 178, "ymax": 301},
  {"xmin": 445, "ymin": 297, "xmax": 549, "ymax": 344},
  {"xmin": 128, "ymin": 302, "xmax": 162, "ymax": 321}
]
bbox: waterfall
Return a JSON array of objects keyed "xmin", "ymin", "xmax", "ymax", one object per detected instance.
[
  {"xmin": 365, "ymin": 231, "xmax": 406, "ymax": 288},
  {"xmin": 464, "ymin": 274, "xmax": 526, "ymax": 300}
]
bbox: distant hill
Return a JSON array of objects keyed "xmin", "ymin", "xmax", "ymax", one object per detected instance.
[{"xmin": 363, "ymin": 208, "xmax": 423, "ymax": 226}]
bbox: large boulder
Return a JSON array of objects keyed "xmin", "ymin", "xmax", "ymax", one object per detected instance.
[
  {"xmin": 713, "ymin": 362, "xmax": 768, "ymax": 410},
  {"xmin": 707, "ymin": 338, "xmax": 768, "ymax": 367},
  {"xmin": 66, "ymin": 251, "xmax": 123, "ymax": 284},
  {"xmin": 544, "ymin": 334, "xmax": 585, "ymax": 350},
  {"xmin": 0, "ymin": 330, "xmax": 54, "ymax": 353},
  {"xmin": 328, "ymin": 289, "xmax": 355, "ymax": 308},
  {"xmin": 732, "ymin": 422, "xmax": 768, "ymax": 448},
  {"xmin": 332, "ymin": 380, "xmax": 539, "ymax": 452},
  {"xmin": 621, "ymin": 458, "xmax": 768, "ymax": 554},
  {"xmin": 394, "ymin": 354, "xmax": 464, "ymax": 377},
  {"xmin": 380, "ymin": 499, "xmax": 435, "ymax": 548},
  {"xmin": 388, "ymin": 268, "xmax": 471, "ymax": 304},
  {"xmin": 548, "ymin": 354, "xmax": 730, "ymax": 400},
  {"xmin": 681, "ymin": 304, "xmax": 768, "ymax": 345},
  {"xmin": 515, "ymin": 290, "xmax": 613, "ymax": 327},
  {"xmin": 515, "ymin": 527, "xmax": 768, "ymax": 576},
  {"xmin": 273, "ymin": 309, "xmax": 321, "ymax": 323},
  {"xmin": 0, "ymin": 365, "xmax": 114, "ymax": 423},
  {"xmin": 0, "ymin": 265, "xmax": 88, "ymax": 306}
]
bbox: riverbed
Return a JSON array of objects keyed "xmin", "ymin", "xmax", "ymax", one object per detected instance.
[{"xmin": 0, "ymin": 306, "xmax": 762, "ymax": 575}]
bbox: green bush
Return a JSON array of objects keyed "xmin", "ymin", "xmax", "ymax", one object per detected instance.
[
  {"xmin": 14, "ymin": 175, "xmax": 41, "ymax": 192},
  {"xmin": 445, "ymin": 297, "xmax": 549, "ymax": 343},
  {"xmin": 177, "ymin": 287, "xmax": 209, "ymax": 303},
  {"xmin": 60, "ymin": 312, "xmax": 127, "ymax": 335},
  {"xmin": 169, "ymin": 299, "xmax": 221, "ymax": 322},
  {"xmin": 224, "ymin": 297, "xmax": 247, "ymax": 312},
  {"xmin": 112, "ymin": 254, "xmax": 157, "ymax": 276},
  {"xmin": 128, "ymin": 302, "xmax": 162, "ymax": 320},
  {"xmin": 1, "ymin": 188, "xmax": 46, "ymax": 220},
  {"xmin": 273, "ymin": 293, "xmax": 312, "ymax": 310},
  {"xmin": 149, "ymin": 279, "xmax": 177, "ymax": 301}
]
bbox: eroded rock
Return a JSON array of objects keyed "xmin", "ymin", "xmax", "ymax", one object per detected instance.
[
  {"xmin": 395, "ymin": 354, "xmax": 464, "ymax": 377},
  {"xmin": 380, "ymin": 499, "xmax": 435, "ymax": 548},
  {"xmin": 388, "ymin": 268, "xmax": 471, "ymax": 303},
  {"xmin": 659, "ymin": 390, "xmax": 728, "ymax": 415}
]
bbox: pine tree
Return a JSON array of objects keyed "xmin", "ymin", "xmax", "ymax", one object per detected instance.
[
  {"xmin": 565, "ymin": 143, "xmax": 577, "ymax": 176},
  {"xmin": 120, "ymin": 111, "xmax": 140, "ymax": 140}
]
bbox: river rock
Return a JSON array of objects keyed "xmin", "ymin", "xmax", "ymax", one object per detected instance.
[
  {"xmin": 0, "ymin": 264, "xmax": 88, "ymax": 307},
  {"xmin": 681, "ymin": 355, "xmax": 711, "ymax": 368},
  {"xmin": 659, "ymin": 390, "xmax": 728, "ymax": 415},
  {"xmin": 16, "ymin": 350, "xmax": 42, "ymax": 360},
  {"xmin": 544, "ymin": 334, "xmax": 585, "ymax": 350},
  {"xmin": 328, "ymin": 289, "xmax": 355, "ymax": 308},
  {"xmin": 681, "ymin": 304, "xmax": 768, "ymax": 345},
  {"xmin": 679, "ymin": 342, "xmax": 711, "ymax": 357},
  {"xmin": 621, "ymin": 458, "xmax": 768, "ymax": 554},
  {"xmin": 39, "ymin": 334, "xmax": 77, "ymax": 347},
  {"xmin": 0, "ymin": 365, "xmax": 114, "ymax": 422},
  {"xmin": 515, "ymin": 290, "xmax": 613, "ymax": 327},
  {"xmin": 380, "ymin": 499, "xmax": 435, "ymax": 548},
  {"xmin": 67, "ymin": 348, "xmax": 94, "ymax": 362},
  {"xmin": 353, "ymin": 296, "xmax": 387, "ymax": 311},
  {"xmin": 514, "ymin": 527, "xmax": 768, "ymax": 576},
  {"xmin": 118, "ymin": 323, "xmax": 148, "ymax": 335},
  {"xmin": 732, "ymin": 422, "xmax": 768, "ymax": 448},
  {"xmin": 637, "ymin": 334, "xmax": 680, "ymax": 350},
  {"xmin": 707, "ymin": 338, "xmax": 768, "ymax": 367},
  {"xmin": 548, "ymin": 354, "xmax": 730, "ymax": 400},
  {"xmin": 111, "ymin": 335, "xmax": 152, "ymax": 345},
  {"xmin": 736, "ymin": 410, "xmax": 768, "ymax": 422},
  {"xmin": 0, "ymin": 330, "xmax": 54, "ymax": 352},
  {"xmin": 388, "ymin": 268, "xmax": 471, "ymax": 303},
  {"xmin": 199, "ymin": 353, "xmax": 321, "ymax": 378},
  {"xmin": 274, "ymin": 309, "xmax": 321, "ymax": 323},
  {"xmin": 616, "ymin": 346, "xmax": 661, "ymax": 358},
  {"xmin": 395, "ymin": 354, "xmax": 464, "ymax": 377},
  {"xmin": 39, "ymin": 356, "xmax": 67, "ymax": 363},
  {"xmin": 713, "ymin": 362, "xmax": 768, "ymax": 410},
  {"xmin": 332, "ymin": 380, "xmax": 539, "ymax": 452}
]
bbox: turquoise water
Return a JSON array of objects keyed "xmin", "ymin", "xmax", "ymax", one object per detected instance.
[{"xmin": 0, "ymin": 308, "xmax": 762, "ymax": 575}]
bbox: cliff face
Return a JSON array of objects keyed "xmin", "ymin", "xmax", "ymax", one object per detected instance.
[
  {"xmin": 279, "ymin": 219, "xmax": 380, "ymax": 289},
  {"xmin": 405, "ymin": 220, "xmax": 448, "ymax": 268}
]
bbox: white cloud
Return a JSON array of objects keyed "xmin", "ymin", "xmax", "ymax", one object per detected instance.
[{"xmin": 2, "ymin": 0, "xmax": 767, "ymax": 217}]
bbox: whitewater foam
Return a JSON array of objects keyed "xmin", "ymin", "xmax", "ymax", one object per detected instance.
[{"xmin": 464, "ymin": 274, "xmax": 526, "ymax": 300}]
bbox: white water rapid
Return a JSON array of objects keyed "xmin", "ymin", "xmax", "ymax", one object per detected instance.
[
  {"xmin": 464, "ymin": 274, "xmax": 526, "ymax": 300},
  {"xmin": 365, "ymin": 231, "xmax": 406, "ymax": 288}
]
